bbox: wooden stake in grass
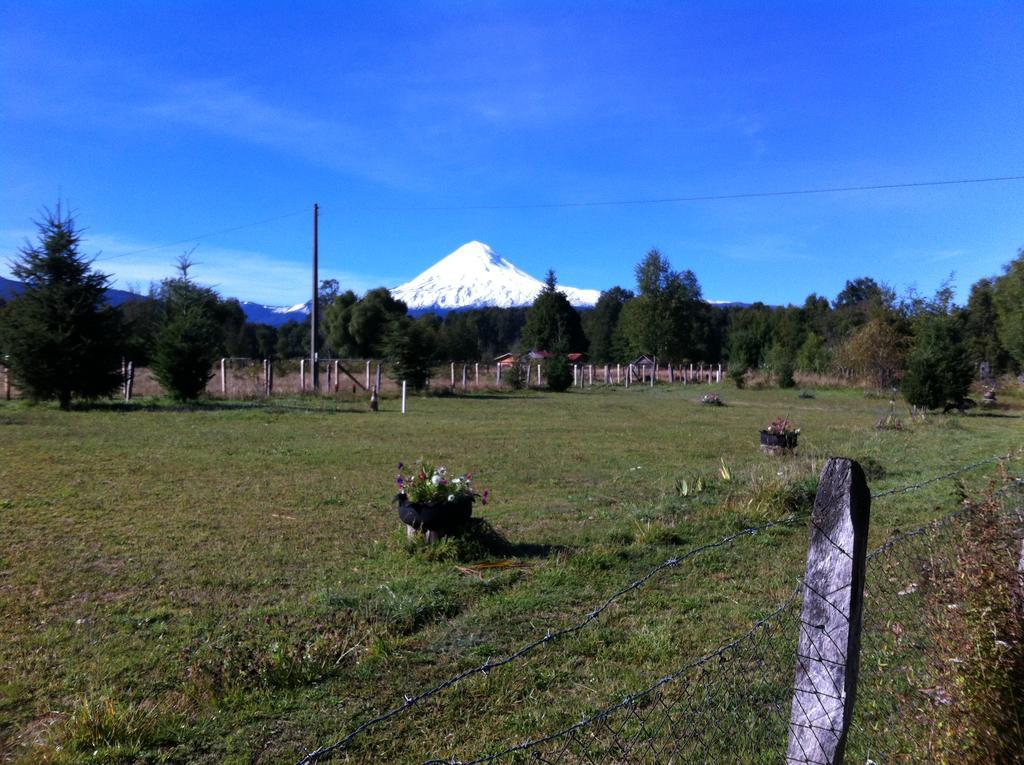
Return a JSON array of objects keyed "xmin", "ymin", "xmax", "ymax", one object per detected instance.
[
  {"xmin": 787, "ymin": 458, "xmax": 870, "ymax": 765},
  {"xmin": 300, "ymin": 359, "xmax": 306, "ymax": 392},
  {"xmin": 3, "ymin": 365, "xmax": 10, "ymax": 400},
  {"xmin": 401, "ymin": 380, "xmax": 407, "ymax": 414},
  {"xmin": 220, "ymin": 358, "xmax": 227, "ymax": 396}
]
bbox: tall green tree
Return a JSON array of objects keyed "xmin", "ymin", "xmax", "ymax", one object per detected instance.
[
  {"xmin": 992, "ymin": 248, "xmax": 1024, "ymax": 371},
  {"xmin": 583, "ymin": 286, "xmax": 633, "ymax": 362},
  {"xmin": 902, "ymin": 314, "xmax": 975, "ymax": 409},
  {"xmin": 521, "ymin": 270, "xmax": 587, "ymax": 353},
  {"xmin": 324, "ymin": 288, "xmax": 407, "ymax": 358},
  {"xmin": 151, "ymin": 258, "xmax": 226, "ymax": 401},
  {"xmin": 0, "ymin": 206, "xmax": 122, "ymax": 409},
  {"xmin": 617, "ymin": 249, "xmax": 707, "ymax": 360},
  {"xmin": 963, "ymin": 277, "xmax": 1011, "ymax": 373},
  {"xmin": 385, "ymin": 315, "xmax": 437, "ymax": 391}
]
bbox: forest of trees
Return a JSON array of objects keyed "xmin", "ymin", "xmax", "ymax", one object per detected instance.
[{"xmin": 2, "ymin": 206, "xmax": 1022, "ymax": 407}]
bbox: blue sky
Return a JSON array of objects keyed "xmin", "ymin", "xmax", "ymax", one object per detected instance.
[{"xmin": 2, "ymin": 1, "xmax": 1022, "ymax": 306}]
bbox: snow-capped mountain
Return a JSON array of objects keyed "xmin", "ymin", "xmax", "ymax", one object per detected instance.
[
  {"xmin": 238, "ymin": 300, "xmax": 310, "ymax": 326},
  {"xmin": 390, "ymin": 241, "xmax": 601, "ymax": 313}
]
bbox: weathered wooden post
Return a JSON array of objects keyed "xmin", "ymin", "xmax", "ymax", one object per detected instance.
[
  {"xmin": 462, "ymin": 364, "xmax": 467, "ymax": 390},
  {"xmin": 573, "ymin": 364, "xmax": 578, "ymax": 387},
  {"xmin": 604, "ymin": 364, "xmax": 610, "ymax": 384},
  {"xmin": 363, "ymin": 360, "xmax": 369, "ymax": 389},
  {"xmin": 220, "ymin": 358, "xmax": 227, "ymax": 395},
  {"xmin": 376, "ymin": 364, "xmax": 383, "ymax": 393},
  {"xmin": 786, "ymin": 458, "xmax": 871, "ymax": 765},
  {"xmin": 125, "ymin": 361, "xmax": 134, "ymax": 401},
  {"xmin": 526, "ymin": 363, "xmax": 532, "ymax": 386},
  {"xmin": 4, "ymin": 365, "xmax": 10, "ymax": 400},
  {"xmin": 300, "ymin": 359, "xmax": 306, "ymax": 392},
  {"xmin": 401, "ymin": 380, "xmax": 407, "ymax": 414},
  {"xmin": 717, "ymin": 363, "xmax": 722, "ymax": 383},
  {"xmin": 588, "ymin": 364, "xmax": 593, "ymax": 386},
  {"xmin": 496, "ymin": 363, "xmax": 501, "ymax": 385},
  {"xmin": 332, "ymin": 360, "xmax": 338, "ymax": 392},
  {"xmin": 475, "ymin": 362, "xmax": 480, "ymax": 386},
  {"xmin": 616, "ymin": 363, "xmax": 621, "ymax": 384},
  {"xmin": 536, "ymin": 364, "xmax": 542, "ymax": 387}
]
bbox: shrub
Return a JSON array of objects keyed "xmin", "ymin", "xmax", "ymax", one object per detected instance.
[
  {"xmin": 543, "ymin": 354, "xmax": 573, "ymax": 391},
  {"xmin": 504, "ymin": 362, "xmax": 526, "ymax": 390},
  {"xmin": 728, "ymin": 361, "xmax": 747, "ymax": 389}
]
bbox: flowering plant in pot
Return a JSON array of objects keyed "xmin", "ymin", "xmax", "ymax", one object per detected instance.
[
  {"xmin": 394, "ymin": 460, "xmax": 488, "ymax": 542},
  {"xmin": 760, "ymin": 417, "xmax": 799, "ymax": 452}
]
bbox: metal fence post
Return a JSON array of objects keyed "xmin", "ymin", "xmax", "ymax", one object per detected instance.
[{"xmin": 787, "ymin": 458, "xmax": 871, "ymax": 764}]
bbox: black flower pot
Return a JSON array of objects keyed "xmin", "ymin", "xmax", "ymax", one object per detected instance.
[
  {"xmin": 760, "ymin": 430, "xmax": 799, "ymax": 450},
  {"xmin": 396, "ymin": 493, "xmax": 473, "ymax": 536}
]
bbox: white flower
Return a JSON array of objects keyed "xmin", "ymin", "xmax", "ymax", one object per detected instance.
[
  {"xmin": 447, "ymin": 494, "xmax": 455, "ymax": 502},
  {"xmin": 437, "ymin": 466, "xmax": 447, "ymax": 476},
  {"xmin": 431, "ymin": 474, "xmax": 442, "ymax": 486}
]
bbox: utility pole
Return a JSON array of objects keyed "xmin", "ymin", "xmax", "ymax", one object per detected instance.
[{"xmin": 310, "ymin": 202, "xmax": 319, "ymax": 392}]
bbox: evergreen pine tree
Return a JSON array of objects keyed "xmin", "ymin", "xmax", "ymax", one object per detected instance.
[
  {"xmin": 902, "ymin": 315, "xmax": 975, "ymax": 410},
  {"xmin": 151, "ymin": 257, "xmax": 226, "ymax": 401},
  {"xmin": 0, "ymin": 206, "xmax": 122, "ymax": 409}
]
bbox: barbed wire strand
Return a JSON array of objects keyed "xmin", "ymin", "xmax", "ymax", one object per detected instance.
[
  {"xmin": 420, "ymin": 584, "xmax": 806, "ymax": 765},
  {"xmin": 295, "ymin": 453, "xmax": 1015, "ymax": 764},
  {"xmin": 426, "ymin": 472, "xmax": 1023, "ymax": 765},
  {"xmin": 870, "ymin": 453, "xmax": 1012, "ymax": 499},
  {"xmin": 295, "ymin": 514, "xmax": 803, "ymax": 764}
]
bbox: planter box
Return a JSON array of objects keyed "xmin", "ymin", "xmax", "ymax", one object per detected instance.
[
  {"xmin": 396, "ymin": 494, "xmax": 473, "ymax": 542},
  {"xmin": 760, "ymin": 430, "xmax": 799, "ymax": 453}
]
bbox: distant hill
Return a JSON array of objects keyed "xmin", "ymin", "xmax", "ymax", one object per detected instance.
[{"xmin": 0, "ymin": 275, "xmax": 142, "ymax": 307}]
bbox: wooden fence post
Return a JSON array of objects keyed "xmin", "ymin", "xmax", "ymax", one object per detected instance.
[
  {"xmin": 496, "ymin": 363, "xmax": 501, "ymax": 385},
  {"xmin": 401, "ymin": 380, "xmax": 407, "ymax": 414},
  {"xmin": 333, "ymin": 360, "xmax": 339, "ymax": 392},
  {"xmin": 300, "ymin": 359, "xmax": 306, "ymax": 392},
  {"xmin": 536, "ymin": 364, "xmax": 542, "ymax": 387},
  {"xmin": 3, "ymin": 365, "xmax": 10, "ymax": 400},
  {"xmin": 786, "ymin": 458, "xmax": 871, "ymax": 765},
  {"xmin": 475, "ymin": 362, "xmax": 479, "ymax": 386},
  {"xmin": 125, "ymin": 361, "xmax": 134, "ymax": 401},
  {"xmin": 220, "ymin": 358, "xmax": 227, "ymax": 395}
]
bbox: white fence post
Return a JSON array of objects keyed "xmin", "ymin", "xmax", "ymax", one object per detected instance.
[
  {"xmin": 786, "ymin": 458, "xmax": 871, "ymax": 765},
  {"xmin": 401, "ymin": 381, "xmax": 407, "ymax": 414}
]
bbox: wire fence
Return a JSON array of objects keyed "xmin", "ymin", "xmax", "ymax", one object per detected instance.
[{"xmin": 296, "ymin": 457, "xmax": 1022, "ymax": 765}]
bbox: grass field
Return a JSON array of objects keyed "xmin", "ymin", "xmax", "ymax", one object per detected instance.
[{"xmin": 2, "ymin": 383, "xmax": 1021, "ymax": 764}]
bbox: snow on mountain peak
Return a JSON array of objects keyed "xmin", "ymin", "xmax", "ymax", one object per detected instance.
[{"xmin": 391, "ymin": 241, "xmax": 600, "ymax": 312}]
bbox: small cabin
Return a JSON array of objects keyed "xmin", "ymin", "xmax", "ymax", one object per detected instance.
[
  {"xmin": 494, "ymin": 353, "xmax": 517, "ymax": 368},
  {"xmin": 631, "ymin": 354, "xmax": 656, "ymax": 382}
]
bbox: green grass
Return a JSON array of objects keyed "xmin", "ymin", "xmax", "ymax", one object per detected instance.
[{"xmin": 1, "ymin": 384, "xmax": 1021, "ymax": 763}]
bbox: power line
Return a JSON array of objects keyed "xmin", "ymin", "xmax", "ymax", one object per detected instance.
[
  {"xmin": 87, "ymin": 173, "xmax": 1024, "ymax": 265},
  {"xmin": 93, "ymin": 209, "xmax": 307, "ymax": 262},
  {"xmin": 347, "ymin": 174, "xmax": 1024, "ymax": 212}
]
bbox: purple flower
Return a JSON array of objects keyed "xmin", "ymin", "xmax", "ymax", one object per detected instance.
[
  {"xmin": 396, "ymin": 475, "xmax": 405, "ymax": 488},
  {"xmin": 482, "ymin": 489, "xmax": 489, "ymax": 506},
  {"xmin": 398, "ymin": 461, "xmax": 404, "ymax": 470}
]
